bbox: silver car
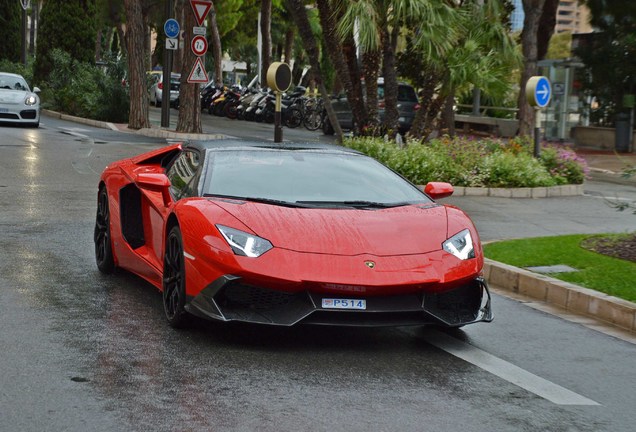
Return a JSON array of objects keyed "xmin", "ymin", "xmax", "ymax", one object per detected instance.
[
  {"xmin": 149, "ymin": 72, "xmax": 181, "ymax": 108},
  {"xmin": 0, "ymin": 72, "xmax": 40, "ymax": 128}
]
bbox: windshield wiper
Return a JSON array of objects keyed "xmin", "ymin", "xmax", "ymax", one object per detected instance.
[
  {"xmin": 296, "ymin": 200, "xmax": 410, "ymax": 209},
  {"xmin": 203, "ymin": 194, "xmax": 308, "ymax": 208}
]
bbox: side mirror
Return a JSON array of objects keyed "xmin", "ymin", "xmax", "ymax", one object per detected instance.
[
  {"xmin": 136, "ymin": 172, "xmax": 172, "ymax": 206},
  {"xmin": 33, "ymin": 86, "xmax": 41, "ymax": 93},
  {"xmin": 424, "ymin": 182, "xmax": 454, "ymax": 200}
]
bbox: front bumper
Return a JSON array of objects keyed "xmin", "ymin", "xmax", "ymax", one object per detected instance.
[
  {"xmin": 0, "ymin": 107, "xmax": 39, "ymax": 123},
  {"xmin": 185, "ymin": 276, "xmax": 493, "ymax": 327}
]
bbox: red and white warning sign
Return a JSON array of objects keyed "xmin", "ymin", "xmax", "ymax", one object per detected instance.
[
  {"xmin": 187, "ymin": 57, "xmax": 208, "ymax": 83},
  {"xmin": 191, "ymin": 35, "xmax": 208, "ymax": 56},
  {"xmin": 190, "ymin": 0, "xmax": 212, "ymax": 27}
]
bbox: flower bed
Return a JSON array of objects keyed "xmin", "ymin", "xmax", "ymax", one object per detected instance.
[{"xmin": 344, "ymin": 136, "xmax": 589, "ymax": 188}]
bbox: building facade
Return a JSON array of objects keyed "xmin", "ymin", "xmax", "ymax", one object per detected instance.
[{"xmin": 511, "ymin": 0, "xmax": 592, "ymax": 34}]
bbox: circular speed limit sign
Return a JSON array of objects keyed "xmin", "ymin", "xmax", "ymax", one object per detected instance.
[{"xmin": 191, "ymin": 35, "xmax": 208, "ymax": 56}]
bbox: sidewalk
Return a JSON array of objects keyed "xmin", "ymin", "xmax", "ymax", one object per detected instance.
[{"xmin": 576, "ymin": 148, "xmax": 636, "ymax": 186}]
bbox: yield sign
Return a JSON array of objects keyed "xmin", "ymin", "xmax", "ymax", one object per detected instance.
[
  {"xmin": 187, "ymin": 57, "xmax": 208, "ymax": 83},
  {"xmin": 190, "ymin": 0, "xmax": 212, "ymax": 27}
]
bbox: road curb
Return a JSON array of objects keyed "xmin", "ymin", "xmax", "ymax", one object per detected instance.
[
  {"xmin": 43, "ymin": 110, "xmax": 225, "ymax": 141},
  {"xmin": 484, "ymin": 258, "xmax": 636, "ymax": 334},
  {"xmin": 417, "ymin": 184, "xmax": 584, "ymax": 197}
]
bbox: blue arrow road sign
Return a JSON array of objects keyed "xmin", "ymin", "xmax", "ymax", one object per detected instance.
[
  {"xmin": 164, "ymin": 19, "xmax": 180, "ymax": 39},
  {"xmin": 534, "ymin": 76, "xmax": 551, "ymax": 108}
]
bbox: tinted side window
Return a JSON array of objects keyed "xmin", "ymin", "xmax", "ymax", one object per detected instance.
[
  {"xmin": 398, "ymin": 85, "xmax": 418, "ymax": 102},
  {"xmin": 166, "ymin": 150, "xmax": 202, "ymax": 199}
]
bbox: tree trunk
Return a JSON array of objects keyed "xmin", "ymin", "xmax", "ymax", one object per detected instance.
[
  {"xmin": 124, "ymin": 0, "xmax": 150, "ymax": 129},
  {"xmin": 95, "ymin": 29, "xmax": 103, "ymax": 62},
  {"xmin": 260, "ymin": 0, "xmax": 272, "ymax": 86},
  {"xmin": 407, "ymin": 65, "xmax": 441, "ymax": 140},
  {"xmin": 538, "ymin": 0, "xmax": 559, "ymax": 61},
  {"xmin": 362, "ymin": 50, "xmax": 381, "ymax": 125},
  {"xmin": 517, "ymin": 0, "xmax": 546, "ymax": 137},
  {"xmin": 176, "ymin": 2, "xmax": 202, "ymax": 133},
  {"xmin": 29, "ymin": 1, "xmax": 38, "ymax": 56},
  {"xmin": 284, "ymin": 27, "xmax": 294, "ymax": 63},
  {"xmin": 316, "ymin": 0, "xmax": 367, "ymax": 133},
  {"xmin": 381, "ymin": 23, "xmax": 399, "ymax": 136},
  {"xmin": 442, "ymin": 92, "xmax": 456, "ymax": 137},
  {"xmin": 208, "ymin": 3, "xmax": 223, "ymax": 86},
  {"xmin": 286, "ymin": 0, "xmax": 344, "ymax": 143},
  {"xmin": 343, "ymin": 35, "xmax": 366, "ymax": 134},
  {"xmin": 116, "ymin": 23, "xmax": 127, "ymax": 57}
]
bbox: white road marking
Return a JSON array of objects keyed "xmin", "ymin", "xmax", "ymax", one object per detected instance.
[{"xmin": 422, "ymin": 330, "xmax": 600, "ymax": 406}]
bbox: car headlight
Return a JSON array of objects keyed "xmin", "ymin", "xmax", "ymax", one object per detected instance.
[
  {"xmin": 24, "ymin": 95, "xmax": 38, "ymax": 106},
  {"xmin": 443, "ymin": 229, "xmax": 475, "ymax": 260},
  {"xmin": 216, "ymin": 225, "xmax": 273, "ymax": 257}
]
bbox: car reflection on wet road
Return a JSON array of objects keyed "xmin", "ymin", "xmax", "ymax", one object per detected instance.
[{"xmin": 1, "ymin": 116, "xmax": 635, "ymax": 432}]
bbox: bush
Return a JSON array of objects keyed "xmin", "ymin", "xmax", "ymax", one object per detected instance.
[
  {"xmin": 344, "ymin": 135, "xmax": 588, "ymax": 188},
  {"xmin": 540, "ymin": 146, "xmax": 589, "ymax": 185},
  {"xmin": 0, "ymin": 59, "xmax": 34, "ymax": 84},
  {"xmin": 40, "ymin": 49, "xmax": 129, "ymax": 122}
]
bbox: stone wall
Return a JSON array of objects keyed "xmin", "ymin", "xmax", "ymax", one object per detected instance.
[{"xmin": 572, "ymin": 126, "xmax": 635, "ymax": 152}]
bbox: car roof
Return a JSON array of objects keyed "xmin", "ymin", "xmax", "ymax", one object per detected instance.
[
  {"xmin": 0, "ymin": 72, "xmax": 23, "ymax": 78},
  {"xmin": 184, "ymin": 139, "xmax": 363, "ymax": 155}
]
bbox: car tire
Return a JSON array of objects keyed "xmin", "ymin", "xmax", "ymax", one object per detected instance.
[
  {"xmin": 163, "ymin": 225, "xmax": 191, "ymax": 328},
  {"xmin": 285, "ymin": 108, "xmax": 302, "ymax": 128},
  {"xmin": 94, "ymin": 186, "xmax": 115, "ymax": 274},
  {"xmin": 322, "ymin": 117, "xmax": 334, "ymax": 135}
]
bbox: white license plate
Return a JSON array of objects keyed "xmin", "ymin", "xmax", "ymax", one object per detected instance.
[
  {"xmin": 0, "ymin": 108, "xmax": 8, "ymax": 113},
  {"xmin": 321, "ymin": 298, "xmax": 366, "ymax": 310}
]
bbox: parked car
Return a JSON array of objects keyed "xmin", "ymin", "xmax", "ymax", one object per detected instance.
[
  {"xmin": 94, "ymin": 139, "xmax": 492, "ymax": 329},
  {"xmin": 149, "ymin": 72, "xmax": 181, "ymax": 107},
  {"xmin": 0, "ymin": 72, "xmax": 40, "ymax": 128},
  {"xmin": 323, "ymin": 78, "xmax": 419, "ymax": 135}
]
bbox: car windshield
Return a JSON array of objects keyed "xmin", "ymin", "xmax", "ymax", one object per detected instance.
[
  {"xmin": 0, "ymin": 74, "xmax": 29, "ymax": 92},
  {"xmin": 377, "ymin": 85, "xmax": 418, "ymax": 102},
  {"xmin": 202, "ymin": 149, "xmax": 431, "ymax": 206}
]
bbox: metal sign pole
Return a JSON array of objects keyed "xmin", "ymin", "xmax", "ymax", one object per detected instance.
[
  {"xmin": 274, "ymin": 92, "xmax": 282, "ymax": 143},
  {"xmin": 534, "ymin": 108, "xmax": 541, "ymax": 158},
  {"xmin": 161, "ymin": 0, "xmax": 174, "ymax": 128}
]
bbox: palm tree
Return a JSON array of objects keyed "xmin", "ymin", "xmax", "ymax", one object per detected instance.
[
  {"xmin": 517, "ymin": 0, "xmax": 547, "ymax": 136},
  {"xmin": 316, "ymin": 0, "xmax": 368, "ymax": 133},
  {"xmin": 337, "ymin": 0, "xmax": 457, "ymax": 137},
  {"xmin": 403, "ymin": 0, "xmax": 519, "ymax": 140},
  {"xmin": 286, "ymin": 0, "xmax": 345, "ymax": 143}
]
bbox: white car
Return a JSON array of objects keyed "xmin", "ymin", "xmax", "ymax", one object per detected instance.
[
  {"xmin": 0, "ymin": 72, "xmax": 40, "ymax": 128},
  {"xmin": 149, "ymin": 72, "xmax": 181, "ymax": 108}
]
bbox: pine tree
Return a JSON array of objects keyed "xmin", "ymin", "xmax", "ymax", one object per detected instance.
[
  {"xmin": 34, "ymin": 0, "xmax": 97, "ymax": 83},
  {"xmin": 0, "ymin": 0, "xmax": 22, "ymax": 62}
]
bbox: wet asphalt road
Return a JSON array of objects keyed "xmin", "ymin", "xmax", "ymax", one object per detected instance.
[{"xmin": 1, "ymin": 115, "xmax": 635, "ymax": 432}]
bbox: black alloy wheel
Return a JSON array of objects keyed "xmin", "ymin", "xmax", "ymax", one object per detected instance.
[
  {"xmin": 94, "ymin": 186, "xmax": 115, "ymax": 273},
  {"xmin": 163, "ymin": 226, "xmax": 190, "ymax": 328},
  {"xmin": 285, "ymin": 108, "xmax": 302, "ymax": 128},
  {"xmin": 303, "ymin": 110, "xmax": 322, "ymax": 131}
]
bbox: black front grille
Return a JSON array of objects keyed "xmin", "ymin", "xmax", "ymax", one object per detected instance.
[
  {"xmin": 423, "ymin": 281, "xmax": 483, "ymax": 325},
  {"xmin": 0, "ymin": 113, "xmax": 20, "ymax": 120},
  {"xmin": 20, "ymin": 109, "xmax": 37, "ymax": 119},
  {"xmin": 219, "ymin": 284, "xmax": 296, "ymax": 311}
]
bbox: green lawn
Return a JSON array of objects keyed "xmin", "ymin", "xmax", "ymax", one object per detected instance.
[{"xmin": 483, "ymin": 234, "xmax": 636, "ymax": 302}]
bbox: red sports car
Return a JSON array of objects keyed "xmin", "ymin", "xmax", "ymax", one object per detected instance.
[{"xmin": 94, "ymin": 140, "xmax": 492, "ymax": 328}]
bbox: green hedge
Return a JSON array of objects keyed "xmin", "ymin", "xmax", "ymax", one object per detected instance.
[{"xmin": 344, "ymin": 136, "xmax": 589, "ymax": 188}]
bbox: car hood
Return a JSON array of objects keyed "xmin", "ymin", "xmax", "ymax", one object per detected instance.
[
  {"xmin": 212, "ymin": 200, "xmax": 449, "ymax": 256},
  {"xmin": 0, "ymin": 89, "xmax": 31, "ymax": 104}
]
